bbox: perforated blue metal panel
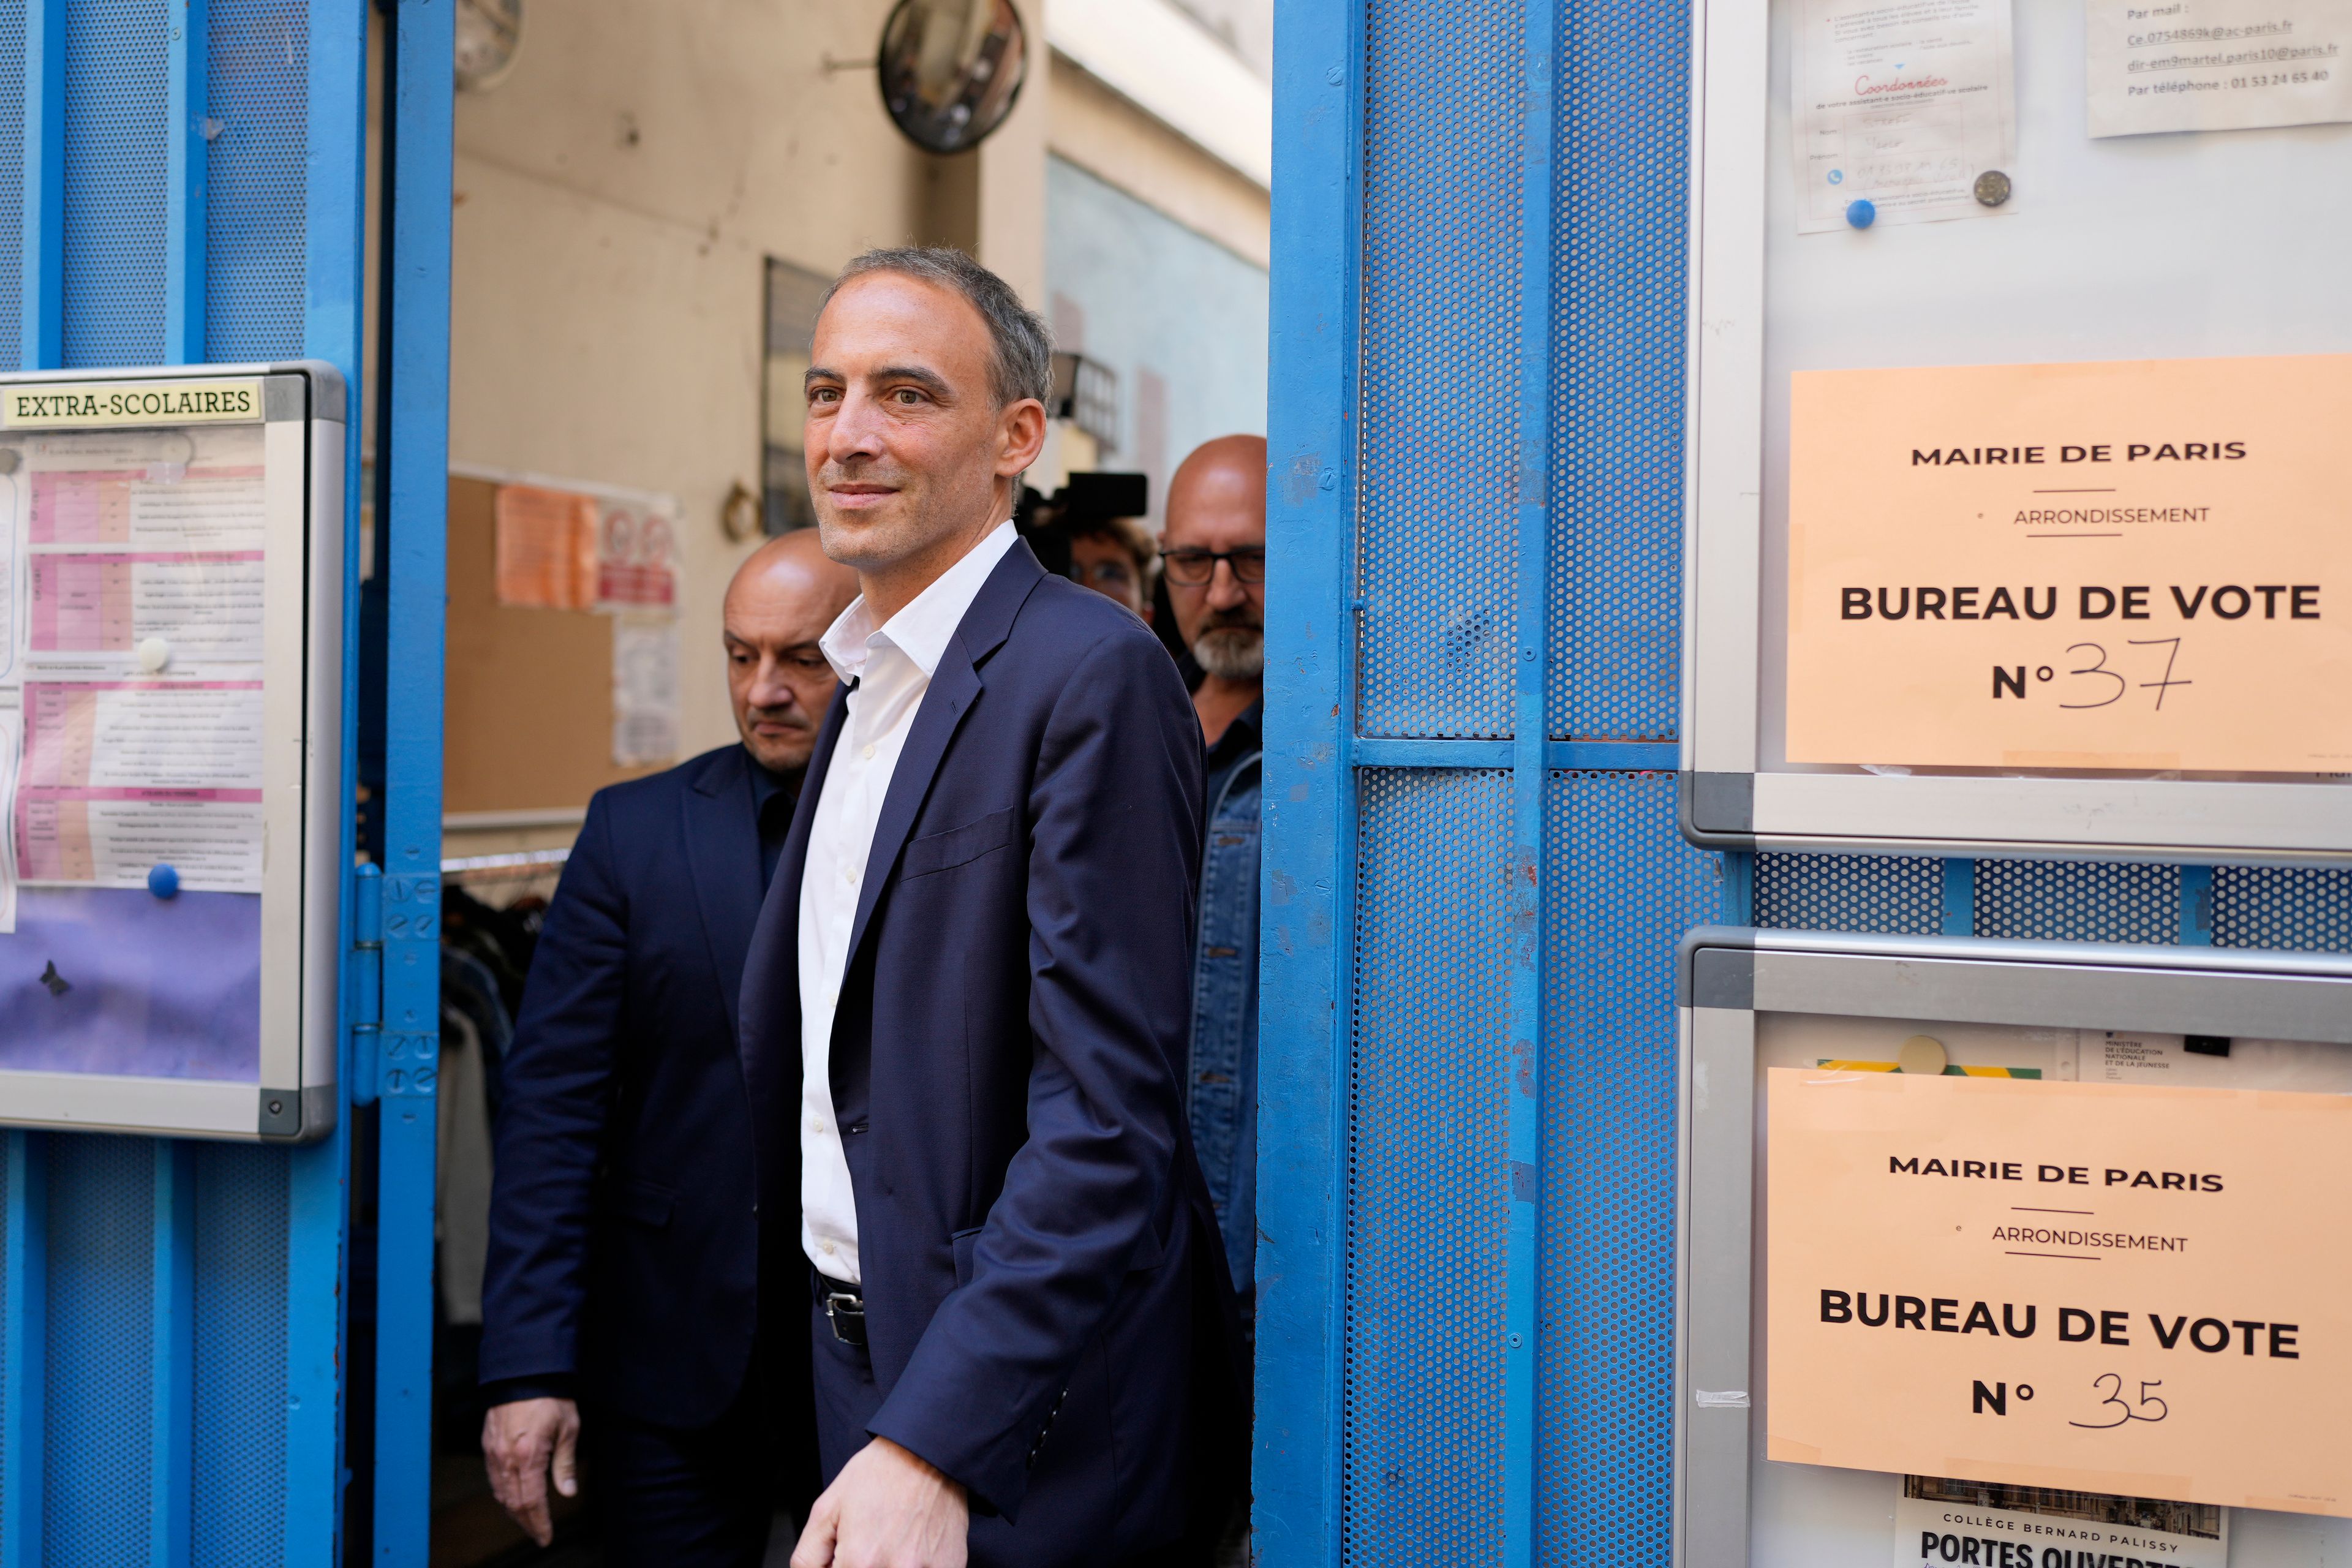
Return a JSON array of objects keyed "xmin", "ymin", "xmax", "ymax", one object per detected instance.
[
  {"xmin": 1345, "ymin": 769, "xmax": 1515, "ymax": 1562},
  {"xmin": 43, "ymin": 1135, "xmax": 154, "ymax": 1562},
  {"xmin": 0, "ymin": 0, "xmax": 27, "ymax": 371},
  {"xmin": 1357, "ymin": 0, "xmax": 1522, "ymax": 739},
  {"xmin": 2212, "ymin": 866, "xmax": 2352, "ymax": 952},
  {"xmin": 1547, "ymin": 0, "xmax": 1689, "ymax": 742},
  {"xmin": 192, "ymin": 1145, "xmax": 287, "ymax": 1568},
  {"xmin": 59, "ymin": 0, "xmax": 169, "ymax": 367},
  {"xmin": 0, "ymin": 4, "xmax": 371, "ymax": 1564},
  {"xmin": 1539, "ymin": 771, "xmax": 1728, "ymax": 1566},
  {"xmin": 0, "ymin": 1140, "xmax": 10, "ymax": 1536},
  {"xmin": 1974, "ymin": 859, "xmax": 2177, "ymax": 944},
  {"xmin": 205, "ymin": 0, "xmax": 307, "ymax": 361},
  {"xmin": 1755, "ymin": 853, "xmax": 1941, "ymax": 935}
]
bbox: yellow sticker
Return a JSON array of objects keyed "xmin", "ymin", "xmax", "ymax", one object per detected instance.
[{"xmin": 0, "ymin": 378, "xmax": 267, "ymax": 428}]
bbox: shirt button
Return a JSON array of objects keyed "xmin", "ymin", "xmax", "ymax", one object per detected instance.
[
  {"xmin": 821, "ymin": 1239, "xmax": 836, "ymax": 1254},
  {"xmin": 861, "ymin": 743, "xmax": 876, "ymax": 760},
  {"xmin": 809, "ymin": 1117, "xmax": 825, "ymax": 1134}
]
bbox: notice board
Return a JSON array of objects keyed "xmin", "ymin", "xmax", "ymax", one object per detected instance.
[
  {"xmin": 443, "ymin": 471, "xmax": 680, "ymax": 817},
  {"xmin": 1677, "ymin": 927, "xmax": 2352, "ymax": 1566},
  {"xmin": 0, "ymin": 364, "xmax": 346, "ymax": 1141},
  {"xmin": 1682, "ymin": 0, "xmax": 2352, "ymax": 861}
]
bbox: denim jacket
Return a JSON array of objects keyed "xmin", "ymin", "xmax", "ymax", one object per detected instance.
[{"xmin": 1188, "ymin": 700, "xmax": 1262, "ymax": 1302}]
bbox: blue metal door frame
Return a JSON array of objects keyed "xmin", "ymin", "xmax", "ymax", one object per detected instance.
[
  {"xmin": 0, "ymin": 2, "xmax": 450, "ymax": 1562},
  {"xmin": 363, "ymin": 0, "xmax": 452, "ymax": 1559}
]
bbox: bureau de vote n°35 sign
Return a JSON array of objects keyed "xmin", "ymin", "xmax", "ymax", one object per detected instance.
[{"xmin": 1768, "ymin": 1068, "xmax": 2352, "ymax": 1515}]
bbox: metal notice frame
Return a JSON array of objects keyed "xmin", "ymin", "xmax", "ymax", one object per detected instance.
[
  {"xmin": 0, "ymin": 363, "xmax": 345, "ymax": 1142},
  {"xmin": 1672, "ymin": 925, "xmax": 2352, "ymax": 1566},
  {"xmin": 1680, "ymin": 0, "xmax": 2352, "ymax": 864}
]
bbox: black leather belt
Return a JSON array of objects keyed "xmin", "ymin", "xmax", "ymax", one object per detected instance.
[{"xmin": 818, "ymin": 1272, "xmax": 866, "ymax": 1346}]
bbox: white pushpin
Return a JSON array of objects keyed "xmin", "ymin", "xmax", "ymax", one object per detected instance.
[{"xmin": 137, "ymin": 636, "xmax": 171, "ymax": 673}]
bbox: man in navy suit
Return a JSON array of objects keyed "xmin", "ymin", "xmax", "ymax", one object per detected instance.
[
  {"xmin": 478, "ymin": 529, "xmax": 857, "ymax": 1562},
  {"xmin": 745, "ymin": 248, "xmax": 1239, "ymax": 1568}
]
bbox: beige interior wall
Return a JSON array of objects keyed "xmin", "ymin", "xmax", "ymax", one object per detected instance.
[{"xmin": 443, "ymin": 0, "xmax": 1049, "ymax": 822}]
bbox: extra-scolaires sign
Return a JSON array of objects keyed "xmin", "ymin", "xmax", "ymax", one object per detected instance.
[
  {"xmin": 1784, "ymin": 353, "xmax": 2352, "ymax": 773},
  {"xmin": 0, "ymin": 378, "xmax": 266, "ymax": 428},
  {"xmin": 1768, "ymin": 1068, "xmax": 2352, "ymax": 1517}
]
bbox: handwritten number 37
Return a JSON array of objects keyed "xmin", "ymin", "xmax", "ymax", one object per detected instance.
[
  {"xmin": 2059, "ymin": 639, "xmax": 2192, "ymax": 712},
  {"xmin": 2068, "ymin": 1373, "xmax": 2169, "ymax": 1429}
]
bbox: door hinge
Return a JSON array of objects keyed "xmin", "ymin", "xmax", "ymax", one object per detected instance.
[{"xmin": 352, "ymin": 862, "xmax": 384, "ymax": 1104}]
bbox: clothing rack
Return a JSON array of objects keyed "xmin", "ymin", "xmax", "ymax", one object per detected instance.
[{"xmin": 440, "ymin": 846, "xmax": 572, "ymax": 884}]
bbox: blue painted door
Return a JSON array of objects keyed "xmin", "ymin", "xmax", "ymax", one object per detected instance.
[
  {"xmin": 0, "ymin": 2, "xmax": 449, "ymax": 1563},
  {"xmin": 1260, "ymin": 1, "xmax": 1737, "ymax": 1562}
]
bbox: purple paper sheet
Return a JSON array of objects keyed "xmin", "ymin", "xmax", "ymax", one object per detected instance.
[{"xmin": 0, "ymin": 886, "xmax": 262, "ymax": 1080}]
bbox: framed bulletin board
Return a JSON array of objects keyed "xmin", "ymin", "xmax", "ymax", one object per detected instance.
[
  {"xmin": 0, "ymin": 364, "xmax": 346, "ymax": 1141},
  {"xmin": 1683, "ymin": 0, "xmax": 2352, "ymax": 862},
  {"xmin": 443, "ymin": 468, "xmax": 683, "ymax": 818},
  {"xmin": 1677, "ymin": 926, "xmax": 2352, "ymax": 1567}
]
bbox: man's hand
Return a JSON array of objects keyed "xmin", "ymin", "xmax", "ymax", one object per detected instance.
[
  {"xmin": 483, "ymin": 1396, "xmax": 581, "ymax": 1548},
  {"xmin": 792, "ymin": 1437, "xmax": 968, "ymax": 1568}
]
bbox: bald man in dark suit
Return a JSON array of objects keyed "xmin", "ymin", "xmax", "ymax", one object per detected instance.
[{"xmin": 480, "ymin": 531, "xmax": 856, "ymax": 1565}]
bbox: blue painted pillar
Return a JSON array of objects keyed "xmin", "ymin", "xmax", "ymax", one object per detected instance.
[{"xmin": 373, "ymin": 0, "xmax": 454, "ymax": 1559}]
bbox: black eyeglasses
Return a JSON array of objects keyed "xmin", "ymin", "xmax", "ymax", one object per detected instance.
[{"xmin": 1159, "ymin": 548, "xmax": 1266, "ymax": 587}]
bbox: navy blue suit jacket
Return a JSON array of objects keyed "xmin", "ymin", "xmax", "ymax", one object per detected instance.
[
  {"xmin": 739, "ymin": 541, "xmax": 1241, "ymax": 1556},
  {"xmin": 480, "ymin": 743, "xmax": 802, "ymax": 1437}
]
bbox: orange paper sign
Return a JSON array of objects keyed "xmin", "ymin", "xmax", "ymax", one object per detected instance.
[
  {"xmin": 494, "ymin": 484, "xmax": 599, "ymax": 609},
  {"xmin": 1785, "ymin": 354, "xmax": 2352, "ymax": 772},
  {"xmin": 1767, "ymin": 1068, "xmax": 2352, "ymax": 1516}
]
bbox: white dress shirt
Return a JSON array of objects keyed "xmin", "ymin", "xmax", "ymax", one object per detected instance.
[{"xmin": 797, "ymin": 520, "xmax": 1019, "ymax": 1283}]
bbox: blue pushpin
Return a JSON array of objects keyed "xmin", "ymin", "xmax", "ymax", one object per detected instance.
[
  {"xmin": 148, "ymin": 863, "xmax": 180, "ymax": 899},
  {"xmin": 1845, "ymin": 198, "xmax": 1877, "ymax": 230}
]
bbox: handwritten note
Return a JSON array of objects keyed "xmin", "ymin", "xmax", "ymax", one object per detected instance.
[{"xmin": 1792, "ymin": 0, "xmax": 2017, "ymax": 233}]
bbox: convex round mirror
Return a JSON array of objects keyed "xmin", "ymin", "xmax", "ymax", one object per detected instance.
[{"xmin": 878, "ymin": 0, "xmax": 1028, "ymax": 154}]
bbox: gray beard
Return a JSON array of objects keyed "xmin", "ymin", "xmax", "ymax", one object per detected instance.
[{"xmin": 1191, "ymin": 626, "xmax": 1264, "ymax": 680}]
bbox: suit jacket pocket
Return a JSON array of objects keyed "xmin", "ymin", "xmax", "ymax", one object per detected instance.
[
  {"xmin": 900, "ymin": 806, "xmax": 1020, "ymax": 880},
  {"xmin": 951, "ymin": 1225, "xmax": 984, "ymax": 1287},
  {"xmin": 611, "ymin": 1177, "xmax": 677, "ymax": 1228}
]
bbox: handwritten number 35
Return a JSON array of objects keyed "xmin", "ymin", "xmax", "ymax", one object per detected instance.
[{"xmin": 2068, "ymin": 1373, "xmax": 2169, "ymax": 1430}]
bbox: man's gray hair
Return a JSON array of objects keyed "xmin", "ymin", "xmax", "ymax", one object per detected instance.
[{"xmin": 825, "ymin": 247, "xmax": 1054, "ymax": 410}]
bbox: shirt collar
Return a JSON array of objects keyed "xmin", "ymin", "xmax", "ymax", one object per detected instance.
[
  {"xmin": 748, "ymin": 754, "xmax": 797, "ymax": 812},
  {"xmin": 818, "ymin": 520, "xmax": 1019, "ymax": 685},
  {"xmin": 1207, "ymin": 696, "xmax": 1265, "ymax": 766}
]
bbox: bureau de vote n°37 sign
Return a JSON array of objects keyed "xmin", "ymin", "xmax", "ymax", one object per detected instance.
[{"xmin": 1784, "ymin": 353, "xmax": 2352, "ymax": 775}]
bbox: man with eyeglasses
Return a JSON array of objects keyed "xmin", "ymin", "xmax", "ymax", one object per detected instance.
[{"xmin": 1158, "ymin": 435, "xmax": 1266, "ymax": 1563}]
